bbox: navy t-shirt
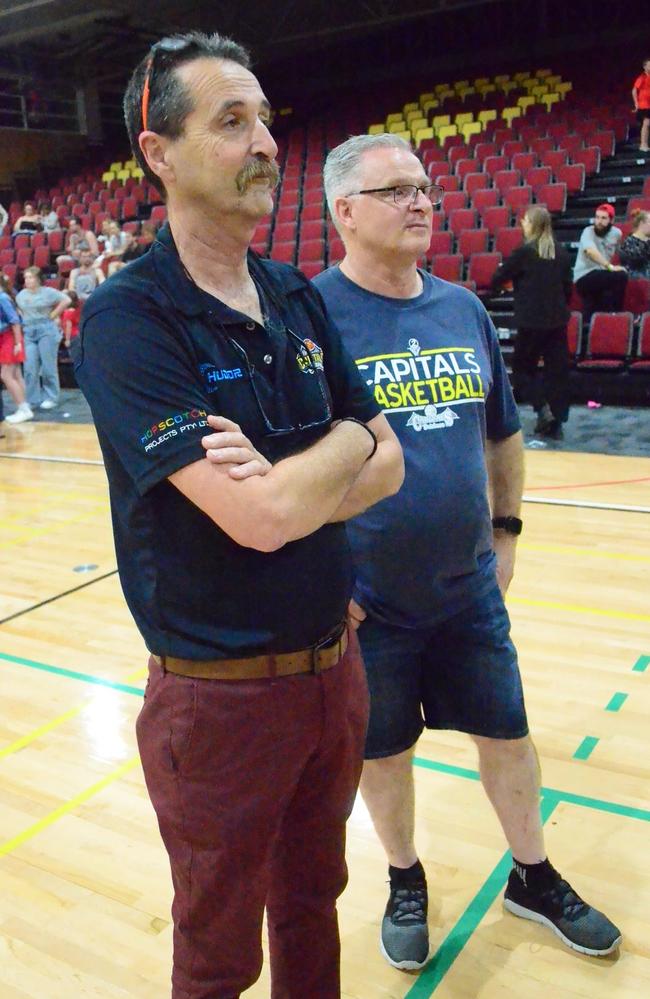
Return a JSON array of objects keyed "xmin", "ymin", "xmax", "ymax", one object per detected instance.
[
  {"xmin": 313, "ymin": 267, "xmax": 521, "ymax": 628},
  {"xmin": 74, "ymin": 226, "xmax": 380, "ymax": 659}
]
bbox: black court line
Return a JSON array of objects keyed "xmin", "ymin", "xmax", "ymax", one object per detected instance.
[{"xmin": 0, "ymin": 569, "xmax": 119, "ymax": 626}]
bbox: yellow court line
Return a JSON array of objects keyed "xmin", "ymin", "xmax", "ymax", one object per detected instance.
[
  {"xmin": 0, "ymin": 755, "xmax": 140, "ymax": 859},
  {"xmin": 0, "ymin": 666, "xmax": 146, "ymax": 761},
  {"xmin": 509, "ymin": 596, "xmax": 650, "ymax": 623},
  {"xmin": 1, "ymin": 503, "xmax": 109, "ymax": 549},
  {"xmin": 519, "ymin": 541, "xmax": 650, "ymax": 563}
]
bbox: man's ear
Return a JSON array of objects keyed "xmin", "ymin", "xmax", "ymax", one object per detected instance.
[
  {"xmin": 138, "ymin": 131, "xmax": 175, "ymax": 190},
  {"xmin": 334, "ymin": 195, "xmax": 356, "ymax": 234}
]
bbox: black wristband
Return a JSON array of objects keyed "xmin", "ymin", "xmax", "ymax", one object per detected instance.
[
  {"xmin": 339, "ymin": 417, "xmax": 378, "ymax": 459},
  {"xmin": 491, "ymin": 516, "xmax": 523, "ymax": 536}
]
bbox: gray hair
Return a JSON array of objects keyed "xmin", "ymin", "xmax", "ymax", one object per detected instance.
[{"xmin": 323, "ymin": 133, "xmax": 413, "ymax": 230}]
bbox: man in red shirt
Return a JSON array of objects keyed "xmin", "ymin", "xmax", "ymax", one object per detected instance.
[{"xmin": 632, "ymin": 58, "xmax": 650, "ymax": 153}]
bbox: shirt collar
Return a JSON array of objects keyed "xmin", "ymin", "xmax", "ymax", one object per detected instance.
[{"xmin": 150, "ymin": 221, "xmax": 306, "ymax": 321}]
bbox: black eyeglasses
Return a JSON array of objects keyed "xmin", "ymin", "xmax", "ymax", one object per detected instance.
[
  {"xmin": 228, "ymin": 329, "xmax": 332, "ymax": 437},
  {"xmin": 347, "ymin": 184, "xmax": 444, "ymax": 207},
  {"xmin": 141, "ymin": 37, "xmax": 194, "ymax": 132}
]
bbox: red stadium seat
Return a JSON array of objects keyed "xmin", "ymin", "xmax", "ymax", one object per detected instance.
[
  {"xmin": 426, "ymin": 231, "xmax": 454, "ymax": 259},
  {"xmin": 464, "ymin": 173, "xmax": 489, "ymax": 198},
  {"xmin": 33, "ymin": 245, "xmax": 51, "ymax": 269},
  {"xmin": 481, "ymin": 205, "xmax": 510, "ymax": 235},
  {"xmin": 300, "ymin": 261, "xmax": 325, "ymax": 279},
  {"xmin": 150, "ymin": 205, "xmax": 167, "ymax": 225},
  {"xmin": 437, "ymin": 174, "xmax": 460, "ymax": 192},
  {"xmin": 627, "ymin": 197, "xmax": 650, "ymax": 216},
  {"xmin": 425, "ymin": 159, "xmax": 449, "ymax": 179},
  {"xmin": 629, "ymin": 313, "xmax": 650, "ymax": 371},
  {"xmin": 484, "ymin": 155, "xmax": 508, "ymax": 178},
  {"xmin": 303, "ymin": 188, "xmax": 325, "ymax": 206},
  {"xmin": 592, "ymin": 130, "xmax": 615, "ymax": 159},
  {"xmin": 300, "ymin": 220, "xmax": 323, "ymax": 241},
  {"xmin": 524, "ymin": 166, "xmax": 552, "ymax": 193},
  {"xmin": 298, "ymin": 239, "xmax": 325, "ymax": 262},
  {"xmin": 501, "ymin": 140, "xmax": 525, "ymax": 159},
  {"xmin": 270, "ymin": 242, "xmax": 295, "ymax": 263},
  {"xmin": 623, "ymin": 278, "xmax": 650, "ymax": 316},
  {"xmin": 577, "ymin": 312, "xmax": 633, "ymax": 370},
  {"xmin": 557, "ymin": 134, "xmax": 584, "ymax": 157},
  {"xmin": 475, "ymin": 142, "xmax": 499, "ymax": 164},
  {"xmin": 529, "ymin": 137, "xmax": 555, "ymax": 156},
  {"xmin": 274, "ymin": 221, "xmax": 297, "ymax": 242},
  {"xmin": 537, "ymin": 183, "xmax": 567, "ymax": 213},
  {"xmin": 441, "ymin": 192, "xmax": 468, "ymax": 215},
  {"xmin": 15, "ymin": 248, "xmax": 33, "ymax": 269},
  {"xmin": 0, "ymin": 249, "xmax": 15, "ymax": 266},
  {"xmin": 432, "ymin": 253, "xmax": 462, "ymax": 282},
  {"xmin": 504, "ymin": 185, "xmax": 533, "ymax": 212},
  {"xmin": 643, "ymin": 177, "xmax": 650, "ymax": 197},
  {"xmin": 455, "ymin": 159, "xmax": 478, "ymax": 182},
  {"xmin": 2, "ymin": 264, "xmax": 18, "ymax": 283},
  {"xmin": 121, "ymin": 197, "xmax": 137, "ymax": 220},
  {"xmin": 555, "ymin": 163, "xmax": 585, "ymax": 194},
  {"xmin": 494, "ymin": 226, "xmax": 524, "ymax": 257},
  {"xmin": 572, "ymin": 146, "xmax": 601, "ymax": 176},
  {"xmin": 449, "ymin": 147, "xmax": 471, "ymax": 169},
  {"xmin": 540, "ymin": 150, "xmax": 568, "ymax": 173},
  {"xmin": 472, "ymin": 189, "xmax": 500, "ymax": 214},
  {"xmin": 511, "ymin": 152, "xmax": 537, "ymax": 173},
  {"xmin": 328, "ymin": 237, "xmax": 345, "ymax": 263},
  {"xmin": 493, "ymin": 170, "xmax": 521, "ymax": 195},
  {"xmin": 105, "ymin": 199, "xmax": 119, "ymax": 219},
  {"xmin": 457, "ymin": 228, "xmax": 489, "ymax": 259},
  {"xmin": 467, "ymin": 252, "xmax": 501, "ymax": 291},
  {"xmin": 301, "ymin": 203, "xmax": 324, "ymax": 222},
  {"xmin": 57, "ymin": 257, "xmax": 75, "ymax": 277},
  {"xmin": 548, "ymin": 123, "xmax": 570, "ymax": 142},
  {"xmin": 47, "ymin": 230, "xmax": 64, "ymax": 253},
  {"xmin": 276, "ymin": 205, "xmax": 298, "ymax": 224},
  {"xmin": 567, "ymin": 312, "xmax": 583, "ymax": 360},
  {"xmin": 13, "ymin": 234, "xmax": 30, "ymax": 250},
  {"xmin": 447, "ymin": 208, "xmax": 477, "ymax": 237}
]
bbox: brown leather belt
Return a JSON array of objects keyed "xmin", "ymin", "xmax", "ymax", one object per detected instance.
[{"xmin": 152, "ymin": 625, "xmax": 348, "ymax": 680}]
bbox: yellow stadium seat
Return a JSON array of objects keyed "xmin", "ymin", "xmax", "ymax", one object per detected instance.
[
  {"xmin": 437, "ymin": 124, "xmax": 458, "ymax": 145},
  {"xmin": 109, "ymin": 162, "xmax": 122, "ymax": 172},
  {"xmin": 458, "ymin": 87, "xmax": 476, "ymax": 101},
  {"xmin": 130, "ymin": 167, "xmax": 144, "ymax": 180},
  {"xmin": 368, "ymin": 123, "xmax": 385, "ymax": 135},
  {"xmin": 436, "ymin": 89, "xmax": 455, "ymax": 102},
  {"xmin": 502, "ymin": 106, "xmax": 523, "ymax": 126},
  {"xmin": 478, "ymin": 109, "xmax": 497, "ymax": 127},
  {"xmin": 477, "ymin": 84, "xmax": 496, "ymax": 97},
  {"xmin": 535, "ymin": 68, "xmax": 552, "ymax": 77},
  {"xmin": 500, "ymin": 81, "xmax": 519, "ymax": 96},
  {"xmin": 102, "ymin": 171, "xmax": 116, "ymax": 183},
  {"xmin": 414, "ymin": 126, "xmax": 434, "ymax": 147},
  {"xmin": 461, "ymin": 122, "xmax": 482, "ymax": 142},
  {"xmin": 123, "ymin": 159, "xmax": 137, "ymax": 170},
  {"xmin": 521, "ymin": 78, "xmax": 538, "ymax": 92},
  {"xmin": 513, "ymin": 72, "xmax": 529, "ymax": 82},
  {"xmin": 432, "ymin": 114, "xmax": 451, "ymax": 132},
  {"xmin": 454, "ymin": 112, "xmax": 474, "ymax": 128},
  {"xmin": 540, "ymin": 93, "xmax": 561, "ymax": 111},
  {"xmin": 531, "ymin": 85, "xmax": 549, "ymax": 98},
  {"xmin": 494, "ymin": 74, "xmax": 510, "ymax": 85},
  {"xmin": 453, "ymin": 80, "xmax": 470, "ymax": 91},
  {"xmin": 474, "ymin": 77, "xmax": 489, "ymax": 87},
  {"xmin": 406, "ymin": 109, "xmax": 421, "ymax": 123},
  {"xmin": 409, "ymin": 117, "xmax": 428, "ymax": 134},
  {"xmin": 517, "ymin": 96, "xmax": 536, "ymax": 111},
  {"xmin": 388, "ymin": 120, "xmax": 407, "ymax": 133},
  {"xmin": 403, "ymin": 102, "xmax": 419, "ymax": 114},
  {"xmin": 394, "ymin": 130, "xmax": 413, "ymax": 144},
  {"xmin": 419, "ymin": 92, "xmax": 435, "ymax": 104},
  {"xmin": 116, "ymin": 169, "xmax": 131, "ymax": 183},
  {"xmin": 434, "ymin": 83, "xmax": 450, "ymax": 94},
  {"xmin": 386, "ymin": 113, "xmax": 403, "ymax": 125},
  {"xmin": 546, "ymin": 75, "xmax": 562, "ymax": 87},
  {"xmin": 422, "ymin": 99, "xmax": 440, "ymax": 116},
  {"xmin": 556, "ymin": 81, "xmax": 572, "ymax": 96}
]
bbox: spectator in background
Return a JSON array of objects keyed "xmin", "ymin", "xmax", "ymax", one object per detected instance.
[
  {"xmin": 573, "ymin": 204, "xmax": 627, "ymax": 323},
  {"xmin": 56, "ymin": 218, "xmax": 99, "ymax": 266},
  {"xmin": 631, "ymin": 58, "xmax": 650, "ymax": 153},
  {"xmin": 491, "ymin": 206, "xmax": 573, "ymax": 440},
  {"xmin": 68, "ymin": 248, "xmax": 105, "ymax": 304},
  {"xmin": 0, "ymin": 201, "xmax": 8, "ymax": 235},
  {"xmin": 13, "ymin": 202, "xmax": 42, "ymax": 234},
  {"xmin": 0, "ymin": 273, "xmax": 32, "ymax": 424},
  {"xmin": 139, "ymin": 220, "xmax": 157, "ymax": 250},
  {"xmin": 97, "ymin": 220, "xmax": 127, "ymax": 267},
  {"xmin": 619, "ymin": 209, "xmax": 650, "ymax": 278},
  {"xmin": 39, "ymin": 201, "xmax": 60, "ymax": 232},
  {"xmin": 16, "ymin": 266, "xmax": 70, "ymax": 411},
  {"xmin": 96, "ymin": 218, "xmax": 113, "ymax": 250},
  {"xmin": 62, "ymin": 290, "xmax": 81, "ymax": 348},
  {"xmin": 107, "ymin": 231, "xmax": 141, "ymax": 274}
]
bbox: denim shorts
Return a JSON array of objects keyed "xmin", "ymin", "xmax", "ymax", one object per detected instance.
[{"xmin": 357, "ymin": 581, "xmax": 529, "ymax": 759}]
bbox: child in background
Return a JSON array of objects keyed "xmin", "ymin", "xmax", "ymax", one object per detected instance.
[{"xmin": 62, "ymin": 291, "xmax": 81, "ymax": 349}]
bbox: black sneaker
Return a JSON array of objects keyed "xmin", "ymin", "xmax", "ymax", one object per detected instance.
[
  {"xmin": 533, "ymin": 404, "xmax": 554, "ymax": 435},
  {"xmin": 380, "ymin": 875, "xmax": 429, "ymax": 970},
  {"xmin": 504, "ymin": 869, "xmax": 622, "ymax": 956}
]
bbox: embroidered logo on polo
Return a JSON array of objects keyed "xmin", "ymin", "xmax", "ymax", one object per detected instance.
[
  {"xmin": 355, "ymin": 339, "xmax": 485, "ymax": 431},
  {"xmin": 296, "ymin": 338, "xmax": 324, "ymax": 374},
  {"xmin": 140, "ymin": 407, "xmax": 208, "ymax": 452},
  {"xmin": 199, "ymin": 362, "xmax": 244, "ymax": 392}
]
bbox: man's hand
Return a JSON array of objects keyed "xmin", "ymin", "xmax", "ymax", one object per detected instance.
[
  {"xmin": 347, "ymin": 597, "xmax": 367, "ymax": 631},
  {"xmin": 493, "ymin": 533, "xmax": 517, "ymax": 596},
  {"xmin": 202, "ymin": 414, "xmax": 272, "ymax": 480}
]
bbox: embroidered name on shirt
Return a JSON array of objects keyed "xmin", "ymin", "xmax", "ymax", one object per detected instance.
[{"xmin": 199, "ymin": 362, "xmax": 244, "ymax": 391}]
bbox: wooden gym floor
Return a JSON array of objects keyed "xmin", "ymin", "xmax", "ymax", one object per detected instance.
[{"xmin": 0, "ymin": 421, "xmax": 649, "ymax": 999}]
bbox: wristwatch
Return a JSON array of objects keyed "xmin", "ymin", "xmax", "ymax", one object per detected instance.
[{"xmin": 491, "ymin": 516, "xmax": 523, "ymax": 536}]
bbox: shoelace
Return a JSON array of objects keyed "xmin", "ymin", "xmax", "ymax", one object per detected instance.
[
  {"xmin": 389, "ymin": 884, "xmax": 427, "ymax": 924},
  {"xmin": 545, "ymin": 879, "xmax": 587, "ymax": 922}
]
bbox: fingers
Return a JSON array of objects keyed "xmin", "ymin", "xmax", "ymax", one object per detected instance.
[
  {"xmin": 206, "ymin": 414, "xmax": 241, "ymax": 433},
  {"xmin": 205, "ymin": 446, "xmax": 257, "ymax": 465},
  {"xmin": 202, "ymin": 430, "xmax": 251, "ymax": 451},
  {"xmin": 228, "ymin": 460, "xmax": 270, "ymax": 480}
]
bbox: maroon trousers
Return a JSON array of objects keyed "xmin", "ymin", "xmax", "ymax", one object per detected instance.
[{"xmin": 136, "ymin": 628, "xmax": 368, "ymax": 999}]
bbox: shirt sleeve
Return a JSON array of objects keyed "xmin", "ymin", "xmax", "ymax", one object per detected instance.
[
  {"xmin": 0, "ymin": 295, "xmax": 20, "ymax": 326},
  {"xmin": 75, "ymin": 306, "xmax": 216, "ymax": 496},
  {"xmin": 490, "ymin": 245, "xmax": 526, "ymax": 291},
  {"xmin": 303, "ymin": 284, "xmax": 382, "ymax": 424},
  {"xmin": 481, "ymin": 308, "xmax": 521, "ymax": 441}
]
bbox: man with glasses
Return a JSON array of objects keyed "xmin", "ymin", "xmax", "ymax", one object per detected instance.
[
  {"xmin": 74, "ymin": 34, "xmax": 403, "ymax": 999},
  {"xmin": 310, "ymin": 133, "xmax": 621, "ymax": 968}
]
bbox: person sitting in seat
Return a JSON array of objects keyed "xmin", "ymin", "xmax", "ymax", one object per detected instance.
[
  {"xmin": 39, "ymin": 201, "xmax": 60, "ymax": 232},
  {"xmin": 573, "ymin": 204, "xmax": 627, "ymax": 322},
  {"xmin": 68, "ymin": 248, "xmax": 105, "ymax": 304},
  {"xmin": 12, "ymin": 202, "xmax": 42, "ymax": 235},
  {"xmin": 619, "ymin": 209, "xmax": 650, "ymax": 279},
  {"xmin": 56, "ymin": 219, "xmax": 99, "ymax": 267}
]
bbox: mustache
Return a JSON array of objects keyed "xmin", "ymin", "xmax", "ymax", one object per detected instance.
[{"xmin": 236, "ymin": 158, "xmax": 280, "ymax": 194}]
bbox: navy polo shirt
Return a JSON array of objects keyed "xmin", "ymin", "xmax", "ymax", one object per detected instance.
[{"xmin": 74, "ymin": 224, "xmax": 380, "ymax": 659}]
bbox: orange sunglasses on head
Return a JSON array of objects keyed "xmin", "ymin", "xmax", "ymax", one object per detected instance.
[{"xmin": 141, "ymin": 37, "xmax": 193, "ymax": 131}]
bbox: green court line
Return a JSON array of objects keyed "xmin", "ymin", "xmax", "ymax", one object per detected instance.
[
  {"xmin": 632, "ymin": 654, "xmax": 650, "ymax": 672},
  {"xmin": 573, "ymin": 736, "xmax": 599, "ymax": 760},
  {"xmin": 404, "ymin": 796, "xmax": 559, "ymax": 998},
  {"xmin": 605, "ymin": 692, "xmax": 628, "ymax": 712},
  {"xmin": 0, "ymin": 652, "xmax": 145, "ymax": 697},
  {"xmin": 413, "ymin": 756, "xmax": 481, "ymax": 783}
]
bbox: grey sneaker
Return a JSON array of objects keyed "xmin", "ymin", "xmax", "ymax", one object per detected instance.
[
  {"xmin": 504, "ymin": 869, "xmax": 622, "ymax": 956},
  {"xmin": 380, "ymin": 876, "xmax": 429, "ymax": 970}
]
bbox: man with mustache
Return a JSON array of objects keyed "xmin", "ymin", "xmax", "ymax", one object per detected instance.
[
  {"xmin": 74, "ymin": 32, "xmax": 403, "ymax": 999},
  {"xmin": 573, "ymin": 204, "xmax": 628, "ymax": 323}
]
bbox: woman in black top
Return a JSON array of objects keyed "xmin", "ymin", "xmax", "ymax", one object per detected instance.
[
  {"xmin": 619, "ymin": 209, "xmax": 650, "ymax": 278},
  {"xmin": 491, "ymin": 206, "xmax": 573, "ymax": 439}
]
